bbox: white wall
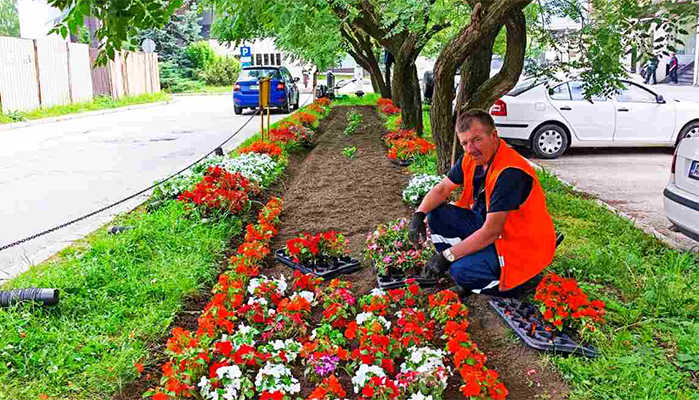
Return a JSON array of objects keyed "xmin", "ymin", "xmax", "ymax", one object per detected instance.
[{"xmin": 16, "ymin": 0, "xmax": 67, "ymax": 41}]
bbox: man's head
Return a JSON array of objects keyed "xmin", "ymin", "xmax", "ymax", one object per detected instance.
[
  {"xmin": 456, "ymin": 109, "xmax": 500, "ymax": 165},
  {"xmin": 672, "ymin": 52, "xmax": 676, "ymax": 57}
]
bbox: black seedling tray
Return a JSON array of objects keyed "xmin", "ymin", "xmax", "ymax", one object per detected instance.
[
  {"xmin": 275, "ymin": 249, "xmax": 360, "ymax": 279},
  {"xmin": 387, "ymin": 157, "xmax": 412, "ymax": 167},
  {"xmin": 375, "ymin": 264, "xmax": 439, "ymax": 290},
  {"xmin": 489, "ymin": 297, "xmax": 599, "ymax": 358}
]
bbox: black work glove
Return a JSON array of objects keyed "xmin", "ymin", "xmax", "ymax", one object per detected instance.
[
  {"xmin": 408, "ymin": 212, "xmax": 427, "ymax": 246},
  {"xmin": 425, "ymin": 252, "xmax": 451, "ymax": 278}
]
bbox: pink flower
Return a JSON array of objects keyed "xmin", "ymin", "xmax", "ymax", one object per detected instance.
[
  {"xmin": 383, "ymin": 256, "xmax": 392, "ymax": 263},
  {"xmin": 395, "ymin": 241, "xmax": 403, "ymax": 248}
]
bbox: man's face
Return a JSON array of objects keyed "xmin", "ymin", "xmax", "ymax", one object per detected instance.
[{"xmin": 457, "ymin": 120, "xmax": 499, "ymax": 165}]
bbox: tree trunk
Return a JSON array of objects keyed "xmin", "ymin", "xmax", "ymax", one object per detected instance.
[
  {"xmin": 370, "ymin": 73, "xmax": 379, "ymax": 93},
  {"xmin": 391, "ymin": 61, "xmax": 402, "ymax": 105},
  {"xmin": 431, "ymin": 5, "xmax": 528, "ymax": 173}
]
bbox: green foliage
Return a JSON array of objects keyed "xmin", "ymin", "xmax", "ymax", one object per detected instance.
[
  {"xmin": 0, "ymin": 201, "xmax": 242, "ymax": 399},
  {"xmin": 0, "ymin": 0, "xmax": 19, "ymax": 37},
  {"xmin": 159, "ymin": 61, "xmax": 205, "ymax": 93},
  {"xmin": 343, "ymin": 110, "xmax": 363, "ymax": 136},
  {"xmin": 198, "ymin": 56, "xmax": 241, "ymax": 86},
  {"xmin": 332, "ymin": 93, "xmax": 380, "ymax": 106},
  {"xmin": 134, "ymin": 8, "xmax": 203, "ymax": 67},
  {"xmin": 185, "ymin": 41, "xmax": 217, "ymax": 70},
  {"xmin": 342, "ymin": 146, "xmax": 357, "ymax": 159}
]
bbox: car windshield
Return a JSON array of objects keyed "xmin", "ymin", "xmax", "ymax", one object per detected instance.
[
  {"xmin": 239, "ymin": 68, "xmax": 281, "ymax": 81},
  {"xmin": 507, "ymin": 78, "xmax": 543, "ymax": 96}
]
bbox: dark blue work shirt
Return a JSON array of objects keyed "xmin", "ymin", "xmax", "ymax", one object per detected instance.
[{"xmin": 447, "ymin": 156, "xmax": 533, "ymax": 220}]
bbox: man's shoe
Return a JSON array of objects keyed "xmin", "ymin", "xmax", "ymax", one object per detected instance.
[{"xmin": 448, "ymin": 284, "xmax": 470, "ymax": 299}]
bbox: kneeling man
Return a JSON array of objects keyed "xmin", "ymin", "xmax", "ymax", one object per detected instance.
[{"xmin": 409, "ymin": 109, "xmax": 556, "ymax": 297}]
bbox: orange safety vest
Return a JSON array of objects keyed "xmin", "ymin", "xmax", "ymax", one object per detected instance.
[{"xmin": 455, "ymin": 139, "xmax": 556, "ymax": 291}]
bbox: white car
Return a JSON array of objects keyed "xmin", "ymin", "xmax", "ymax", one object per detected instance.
[
  {"xmin": 664, "ymin": 137, "xmax": 699, "ymax": 242},
  {"xmin": 490, "ymin": 79, "xmax": 699, "ymax": 159}
]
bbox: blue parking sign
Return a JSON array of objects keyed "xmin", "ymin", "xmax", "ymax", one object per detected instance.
[{"xmin": 240, "ymin": 46, "xmax": 251, "ymax": 57}]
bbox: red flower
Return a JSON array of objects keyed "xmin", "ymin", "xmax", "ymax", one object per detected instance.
[
  {"xmin": 362, "ymin": 385, "xmax": 375, "ymax": 397},
  {"xmin": 134, "ymin": 362, "xmax": 144, "ymax": 374},
  {"xmin": 260, "ymin": 391, "xmax": 284, "ymax": 400},
  {"xmin": 215, "ymin": 341, "xmax": 233, "ymax": 357},
  {"xmin": 381, "ymin": 358, "xmax": 395, "ymax": 374},
  {"xmin": 153, "ymin": 392, "xmax": 168, "ymax": 400}
]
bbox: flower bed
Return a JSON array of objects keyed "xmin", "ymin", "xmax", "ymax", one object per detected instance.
[
  {"xmin": 147, "ymin": 270, "xmax": 507, "ymax": 400},
  {"xmin": 365, "ymin": 218, "xmax": 437, "ymax": 289},
  {"xmin": 377, "ymin": 98, "xmax": 400, "ymax": 116},
  {"xmin": 275, "ymin": 231, "xmax": 361, "ymax": 279},
  {"xmin": 386, "ymin": 138, "xmax": 435, "ymax": 165}
]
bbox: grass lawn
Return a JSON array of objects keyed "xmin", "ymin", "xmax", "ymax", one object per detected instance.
[
  {"xmin": 0, "ymin": 202, "xmax": 243, "ymax": 399},
  {"xmin": 203, "ymin": 85, "xmax": 233, "ymax": 94},
  {"xmin": 0, "ymin": 92, "xmax": 170, "ymax": 125}
]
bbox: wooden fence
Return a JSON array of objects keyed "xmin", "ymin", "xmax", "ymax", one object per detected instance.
[
  {"xmin": 0, "ymin": 36, "xmax": 159, "ymax": 114},
  {"xmin": 90, "ymin": 50, "xmax": 160, "ymax": 100}
]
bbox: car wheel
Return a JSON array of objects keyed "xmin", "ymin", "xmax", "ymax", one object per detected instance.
[
  {"xmin": 531, "ymin": 124, "xmax": 568, "ymax": 159},
  {"xmin": 282, "ymin": 96, "xmax": 291, "ymax": 113},
  {"xmin": 677, "ymin": 121, "xmax": 699, "ymax": 144},
  {"xmin": 234, "ymin": 105, "xmax": 243, "ymax": 115},
  {"xmin": 293, "ymin": 94, "xmax": 300, "ymax": 110}
]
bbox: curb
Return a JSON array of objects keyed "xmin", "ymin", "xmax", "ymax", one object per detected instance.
[
  {"xmin": 526, "ymin": 159, "xmax": 694, "ymax": 252},
  {"xmin": 0, "ymin": 100, "xmax": 173, "ymax": 132},
  {"xmin": 172, "ymin": 92, "xmax": 231, "ymax": 97}
]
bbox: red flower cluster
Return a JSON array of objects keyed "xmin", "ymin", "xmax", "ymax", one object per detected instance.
[
  {"xmin": 315, "ymin": 97, "xmax": 332, "ymax": 107},
  {"xmin": 386, "ymin": 137, "xmax": 436, "ymax": 161},
  {"xmin": 307, "ymin": 374, "xmax": 346, "ymax": 400},
  {"xmin": 377, "ymin": 98, "xmax": 393, "ymax": 108},
  {"xmin": 270, "ymin": 126, "xmax": 297, "ymax": 143},
  {"xmin": 534, "ymin": 273, "xmax": 606, "ymax": 332},
  {"xmin": 285, "ymin": 231, "xmax": 349, "ymax": 264},
  {"xmin": 392, "ymin": 307, "xmax": 435, "ymax": 348},
  {"xmin": 361, "ymin": 376, "xmax": 399, "ymax": 399},
  {"xmin": 178, "ymin": 166, "xmax": 255, "ymax": 214},
  {"xmin": 429, "ymin": 290, "xmax": 509, "ymax": 400},
  {"xmin": 238, "ymin": 140, "xmax": 284, "ymax": 160},
  {"xmin": 146, "ymin": 197, "xmax": 283, "ymax": 400},
  {"xmin": 292, "ymin": 111, "xmax": 318, "ymax": 127},
  {"xmin": 382, "ymin": 129, "xmax": 416, "ymax": 147}
]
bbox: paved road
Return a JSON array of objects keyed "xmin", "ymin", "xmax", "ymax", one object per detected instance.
[
  {"xmin": 534, "ymin": 146, "xmax": 698, "ymax": 251},
  {"xmin": 0, "ymin": 93, "xmax": 313, "ymax": 282}
]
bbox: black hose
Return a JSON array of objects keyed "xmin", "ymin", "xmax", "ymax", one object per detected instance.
[{"xmin": 0, "ymin": 289, "xmax": 59, "ymax": 307}]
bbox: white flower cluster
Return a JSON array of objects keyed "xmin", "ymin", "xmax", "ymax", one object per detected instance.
[
  {"xmin": 291, "ymin": 290, "xmax": 315, "ymax": 306},
  {"xmin": 151, "ymin": 153, "xmax": 282, "ymax": 202},
  {"xmin": 402, "ymin": 174, "xmax": 444, "ymax": 206},
  {"xmin": 370, "ymin": 288, "xmax": 386, "ymax": 297},
  {"xmin": 248, "ymin": 275, "xmax": 287, "ymax": 297},
  {"xmin": 219, "ymin": 153, "xmax": 281, "ymax": 186},
  {"xmin": 355, "ymin": 312, "xmax": 391, "ymax": 331},
  {"xmin": 408, "ymin": 393, "xmax": 434, "ymax": 400},
  {"xmin": 258, "ymin": 339, "xmax": 302, "ymax": 363},
  {"xmin": 351, "ymin": 364, "xmax": 386, "ymax": 394},
  {"xmin": 224, "ymin": 325, "xmax": 259, "ymax": 350},
  {"xmin": 401, "ymin": 346, "xmax": 450, "ymax": 387},
  {"xmin": 199, "ymin": 365, "xmax": 244, "ymax": 400},
  {"xmin": 254, "ymin": 361, "xmax": 301, "ymax": 395}
]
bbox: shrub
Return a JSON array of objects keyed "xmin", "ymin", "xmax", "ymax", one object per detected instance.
[
  {"xmin": 200, "ymin": 56, "xmax": 241, "ymax": 86},
  {"xmin": 185, "ymin": 41, "xmax": 217, "ymax": 71},
  {"xmin": 159, "ymin": 61, "xmax": 204, "ymax": 93}
]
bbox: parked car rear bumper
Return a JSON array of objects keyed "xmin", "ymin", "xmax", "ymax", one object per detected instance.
[
  {"xmin": 233, "ymin": 92, "xmax": 288, "ymax": 108},
  {"xmin": 663, "ymin": 181, "xmax": 699, "ymax": 241}
]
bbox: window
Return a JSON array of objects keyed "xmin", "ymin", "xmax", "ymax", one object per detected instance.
[
  {"xmin": 276, "ymin": 53, "xmax": 282, "ymax": 66},
  {"xmin": 615, "ymin": 83, "xmax": 657, "ymax": 103},
  {"xmin": 548, "ymin": 83, "xmax": 570, "ymax": 100},
  {"xmin": 569, "ymin": 81, "xmax": 607, "ymax": 102},
  {"xmin": 507, "ymin": 79, "xmax": 544, "ymax": 97},
  {"xmin": 239, "ymin": 68, "xmax": 282, "ymax": 80},
  {"xmin": 263, "ymin": 53, "xmax": 269, "ymax": 65},
  {"xmin": 256, "ymin": 54, "xmax": 262, "ymax": 66}
]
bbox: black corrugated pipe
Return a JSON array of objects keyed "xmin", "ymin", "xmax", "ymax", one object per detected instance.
[{"xmin": 0, "ymin": 289, "xmax": 59, "ymax": 307}]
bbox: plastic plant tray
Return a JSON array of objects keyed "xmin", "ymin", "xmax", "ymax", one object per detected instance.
[
  {"xmin": 275, "ymin": 249, "xmax": 361, "ymax": 279},
  {"xmin": 387, "ymin": 157, "xmax": 413, "ymax": 167},
  {"xmin": 489, "ymin": 297, "xmax": 599, "ymax": 358}
]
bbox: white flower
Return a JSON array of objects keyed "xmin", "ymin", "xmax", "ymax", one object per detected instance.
[
  {"xmin": 255, "ymin": 361, "xmax": 300, "ymax": 395},
  {"xmin": 292, "ymin": 290, "xmax": 315, "ymax": 305},
  {"xmin": 247, "ymin": 296, "xmax": 268, "ymax": 307},
  {"xmin": 351, "ymin": 364, "xmax": 386, "ymax": 393},
  {"xmin": 355, "ymin": 312, "xmax": 391, "ymax": 330},
  {"xmin": 370, "ymin": 288, "xmax": 386, "ymax": 297},
  {"xmin": 408, "ymin": 393, "xmax": 433, "ymax": 400}
]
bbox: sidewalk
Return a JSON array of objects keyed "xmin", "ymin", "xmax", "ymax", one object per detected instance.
[{"xmin": 628, "ymin": 74, "xmax": 699, "ymax": 101}]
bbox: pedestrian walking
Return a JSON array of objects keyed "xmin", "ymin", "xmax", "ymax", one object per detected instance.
[
  {"xmin": 668, "ymin": 53, "xmax": 679, "ymax": 84},
  {"xmin": 644, "ymin": 55, "xmax": 658, "ymax": 85}
]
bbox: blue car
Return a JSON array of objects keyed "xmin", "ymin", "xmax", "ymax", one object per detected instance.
[{"xmin": 233, "ymin": 66, "xmax": 300, "ymax": 115}]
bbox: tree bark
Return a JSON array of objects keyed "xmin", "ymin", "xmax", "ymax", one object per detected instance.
[
  {"xmin": 431, "ymin": 2, "xmax": 530, "ymax": 173},
  {"xmin": 340, "ymin": 26, "xmax": 391, "ymax": 98}
]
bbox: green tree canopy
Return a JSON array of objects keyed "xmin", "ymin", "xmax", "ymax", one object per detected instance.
[{"xmin": 0, "ymin": 0, "xmax": 19, "ymax": 37}]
